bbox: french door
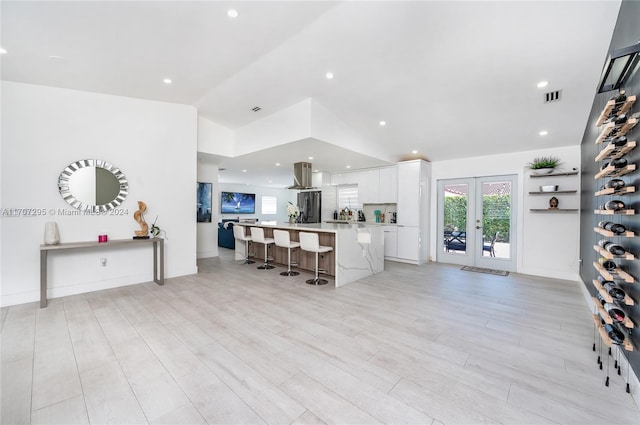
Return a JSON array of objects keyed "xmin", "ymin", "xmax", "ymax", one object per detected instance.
[{"xmin": 437, "ymin": 175, "xmax": 517, "ymax": 272}]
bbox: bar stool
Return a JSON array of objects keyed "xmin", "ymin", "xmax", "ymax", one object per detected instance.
[
  {"xmin": 232, "ymin": 225, "xmax": 255, "ymax": 264},
  {"xmin": 273, "ymin": 229, "xmax": 300, "ymax": 276},
  {"xmin": 299, "ymin": 232, "xmax": 333, "ymax": 285},
  {"xmin": 250, "ymin": 227, "xmax": 275, "ymax": 270}
]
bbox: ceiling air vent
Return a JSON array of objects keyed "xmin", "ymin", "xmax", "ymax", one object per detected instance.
[
  {"xmin": 543, "ymin": 90, "xmax": 562, "ymax": 104},
  {"xmin": 252, "ymin": 106, "xmax": 261, "ymax": 112}
]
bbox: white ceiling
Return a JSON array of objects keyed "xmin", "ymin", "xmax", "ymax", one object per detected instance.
[{"xmin": 1, "ymin": 1, "xmax": 622, "ymax": 187}]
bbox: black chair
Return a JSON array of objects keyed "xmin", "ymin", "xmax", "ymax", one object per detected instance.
[
  {"xmin": 483, "ymin": 232, "xmax": 499, "ymax": 257},
  {"xmin": 445, "ymin": 231, "xmax": 466, "ymax": 252}
]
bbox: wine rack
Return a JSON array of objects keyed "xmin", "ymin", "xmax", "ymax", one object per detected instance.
[
  {"xmin": 591, "ymin": 89, "xmax": 637, "ymax": 395},
  {"xmin": 596, "ymin": 95, "xmax": 637, "ymax": 126},
  {"xmin": 592, "ymin": 279, "xmax": 634, "ymax": 305},
  {"xmin": 594, "ymin": 117, "xmax": 638, "ymax": 144}
]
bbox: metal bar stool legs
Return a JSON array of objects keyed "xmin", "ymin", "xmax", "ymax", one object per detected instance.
[
  {"xmin": 273, "ymin": 229, "xmax": 300, "ymax": 276},
  {"xmin": 250, "ymin": 227, "xmax": 275, "ymax": 270},
  {"xmin": 299, "ymin": 232, "xmax": 333, "ymax": 286}
]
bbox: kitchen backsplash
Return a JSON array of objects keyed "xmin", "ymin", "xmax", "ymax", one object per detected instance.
[{"xmin": 362, "ymin": 203, "xmax": 397, "ymax": 223}]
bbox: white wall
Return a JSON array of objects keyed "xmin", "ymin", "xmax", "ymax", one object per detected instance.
[
  {"xmin": 1, "ymin": 81, "xmax": 198, "ymax": 306},
  {"xmin": 197, "ymin": 160, "xmax": 219, "ymax": 259},
  {"xmin": 197, "ymin": 116, "xmax": 234, "ymax": 157},
  {"xmin": 431, "ymin": 145, "xmax": 581, "ymax": 280}
]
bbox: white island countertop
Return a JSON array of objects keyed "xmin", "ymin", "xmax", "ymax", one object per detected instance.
[{"xmin": 235, "ymin": 221, "xmax": 384, "ymax": 287}]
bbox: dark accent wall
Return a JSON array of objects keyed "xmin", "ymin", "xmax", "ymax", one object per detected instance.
[{"xmin": 579, "ymin": 0, "xmax": 640, "ymax": 378}]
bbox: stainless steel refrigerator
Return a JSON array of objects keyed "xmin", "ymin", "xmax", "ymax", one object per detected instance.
[{"xmin": 297, "ymin": 191, "xmax": 321, "ymax": 223}]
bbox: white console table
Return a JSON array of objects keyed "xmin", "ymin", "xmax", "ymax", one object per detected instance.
[{"xmin": 39, "ymin": 237, "xmax": 164, "ymax": 308}]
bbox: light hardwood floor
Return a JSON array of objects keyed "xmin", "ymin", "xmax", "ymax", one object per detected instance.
[{"xmin": 2, "ymin": 249, "xmax": 639, "ymax": 425}]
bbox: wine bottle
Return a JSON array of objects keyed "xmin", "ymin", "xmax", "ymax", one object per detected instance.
[
  {"xmin": 604, "ymin": 179, "xmax": 626, "ymax": 191},
  {"xmin": 598, "ymin": 221, "xmax": 627, "ymax": 234},
  {"xmin": 601, "ymin": 158, "xmax": 628, "ymax": 170},
  {"xmin": 610, "ymin": 89, "xmax": 627, "ymax": 103},
  {"xmin": 598, "ymin": 240, "xmax": 627, "ymax": 256},
  {"xmin": 605, "ymin": 113, "xmax": 628, "ymax": 126},
  {"xmin": 598, "ymin": 257, "xmax": 617, "ymax": 270},
  {"xmin": 604, "ymin": 322, "xmax": 625, "ymax": 344},
  {"xmin": 600, "ymin": 200, "xmax": 626, "ymax": 211},
  {"xmin": 603, "ymin": 281, "xmax": 627, "ymax": 302},
  {"xmin": 604, "ymin": 302, "xmax": 626, "ymax": 322},
  {"xmin": 611, "ymin": 136, "xmax": 628, "ymax": 147}
]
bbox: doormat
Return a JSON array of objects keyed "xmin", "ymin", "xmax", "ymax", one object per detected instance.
[{"xmin": 461, "ymin": 266, "xmax": 509, "ymax": 276}]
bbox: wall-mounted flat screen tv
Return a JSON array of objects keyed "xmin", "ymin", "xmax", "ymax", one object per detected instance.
[{"xmin": 221, "ymin": 191, "xmax": 256, "ymax": 214}]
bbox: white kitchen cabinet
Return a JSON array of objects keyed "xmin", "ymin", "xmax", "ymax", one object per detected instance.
[
  {"xmin": 397, "ymin": 161, "xmax": 421, "ymax": 226},
  {"xmin": 358, "ymin": 169, "xmax": 379, "ymax": 204},
  {"xmin": 382, "ymin": 225, "xmax": 398, "ymax": 258},
  {"xmin": 379, "ymin": 166, "xmax": 398, "ymax": 203},
  {"xmin": 392, "ymin": 160, "xmax": 430, "ymax": 264},
  {"xmin": 396, "ymin": 225, "xmax": 420, "ymax": 262}
]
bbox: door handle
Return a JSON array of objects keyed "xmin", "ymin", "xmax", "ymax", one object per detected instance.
[{"xmin": 476, "ymin": 225, "xmax": 482, "ymax": 229}]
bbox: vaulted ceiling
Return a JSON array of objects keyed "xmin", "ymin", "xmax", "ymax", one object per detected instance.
[{"xmin": 1, "ymin": 1, "xmax": 622, "ymax": 186}]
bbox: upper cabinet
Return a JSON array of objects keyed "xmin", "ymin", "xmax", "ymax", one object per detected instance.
[{"xmin": 330, "ymin": 166, "xmax": 398, "ymax": 204}]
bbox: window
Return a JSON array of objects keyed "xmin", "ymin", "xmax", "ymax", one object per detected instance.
[
  {"xmin": 337, "ymin": 185, "xmax": 362, "ymax": 210},
  {"xmin": 261, "ymin": 196, "xmax": 277, "ymax": 215}
]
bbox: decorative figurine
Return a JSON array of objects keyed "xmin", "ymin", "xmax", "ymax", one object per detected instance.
[
  {"xmin": 133, "ymin": 201, "xmax": 150, "ymax": 239},
  {"xmin": 549, "ymin": 196, "xmax": 559, "ymax": 209}
]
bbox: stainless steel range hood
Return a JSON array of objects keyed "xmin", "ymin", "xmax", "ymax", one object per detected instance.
[{"xmin": 288, "ymin": 162, "xmax": 314, "ymax": 189}]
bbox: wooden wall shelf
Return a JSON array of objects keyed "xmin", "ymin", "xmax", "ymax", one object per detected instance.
[
  {"xmin": 530, "ymin": 208, "xmax": 578, "ymax": 212},
  {"xmin": 592, "ymin": 279, "xmax": 634, "ymax": 306},
  {"xmin": 529, "ymin": 171, "xmax": 579, "ymax": 178},
  {"xmin": 592, "ymin": 297, "xmax": 635, "ymax": 329},
  {"xmin": 596, "ymin": 96, "xmax": 637, "ymax": 126},
  {"xmin": 595, "ymin": 141, "xmax": 636, "ymax": 162},
  {"xmin": 595, "ymin": 117, "xmax": 638, "ymax": 144},
  {"xmin": 594, "ymin": 186, "xmax": 636, "ymax": 196},
  {"xmin": 594, "ymin": 209, "xmax": 635, "ymax": 215},
  {"xmin": 528, "ymin": 190, "xmax": 577, "ymax": 195},
  {"xmin": 594, "ymin": 164, "xmax": 636, "ymax": 179},
  {"xmin": 593, "ymin": 244, "xmax": 635, "ymax": 260},
  {"xmin": 592, "ymin": 315, "xmax": 634, "ymax": 351},
  {"xmin": 593, "ymin": 261, "xmax": 635, "ymax": 283},
  {"xmin": 593, "ymin": 227, "xmax": 635, "ymax": 238}
]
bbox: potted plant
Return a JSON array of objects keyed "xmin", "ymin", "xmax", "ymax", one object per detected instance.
[
  {"xmin": 287, "ymin": 202, "xmax": 299, "ymax": 224},
  {"xmin": 528, "ymin": 156, "xmax": 561, "ymax": 174}
]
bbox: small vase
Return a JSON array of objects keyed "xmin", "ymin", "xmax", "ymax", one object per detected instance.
[
  {"xmin": 289, "ymin": 217, "xmax": 295, "ymax": 224},
  {"xmin": 44, "ymin": 222, "xmax": 60, "ymax": 245},
  {"xmin": 533, "ymin": 167, "xmax": 555, "ymax": 175}
]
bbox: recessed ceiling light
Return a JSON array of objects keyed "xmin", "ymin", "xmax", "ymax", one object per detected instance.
[
  {"xmin": 0, "ymin": 48, "xmax": 7, "ymax": 54},
  {"xmin": 411, "ymin": 150, "xmax": 418, "ymax": 154},
  {"xmin": 537, "ymin": 81, "xmax": 549, "ymax": 88},
  {"xmin": 275, "ymin": 162, "xmax": 280, "ymax": 166},
  {"xmin": 539, "ymin": 130, "xmax": 548, "ymax": 136},
  {"xmin": 242, "ymin": 169, "xmax": 247, "ymax": 173},
  {"xmin": 308, "ymin": 156, "xmax": 314, "ymax": 160},
  {"xmin": 48, "ymin": 55, "xmax": 64, "ymax": 60},
  {"xmin": 163, "ymin": 78, "xmax": 172, "ymax": 84},
  {"xmin": 227, "ymin": 9, "xmax": 239, "ymax": 18},
  {"xmin": 314, "ymin": 169, "xmax": 318, "ymax": 172},
  {"xmin": 268, "ymin": 180, "xmax": 272, "ymax": 183},
  {"xmin": 326, "ymin": 72, "xmax": 334, "ymax": 79},
  {"xmin": 346, "ymin": 165, "xmax": 351, "ymax": 169},
  {"xmin": 379, "ymin": 121, "xmax": 386, "ymax": 126}
]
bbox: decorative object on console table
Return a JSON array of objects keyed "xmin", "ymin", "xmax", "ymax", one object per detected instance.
[
  {"xmin": 43, "ymin": 222, "xmax": 60, "ymax": 245},
  {"xmin": 133, "ymin": 200, "xmax": 150, "ymax": 239},
  {"xmin": 150, "ymin": 216, "xmax": 166, "ymax": 239}
]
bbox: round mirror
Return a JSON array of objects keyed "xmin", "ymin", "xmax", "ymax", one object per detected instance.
[{"xmin": 58, "ymin": 159, "xmax": 128, "ymax": 212}]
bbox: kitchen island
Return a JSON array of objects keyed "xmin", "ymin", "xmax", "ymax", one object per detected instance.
[{"xmin": 235, "ymin": 222, "xmax": 384, "ymax": 287}]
